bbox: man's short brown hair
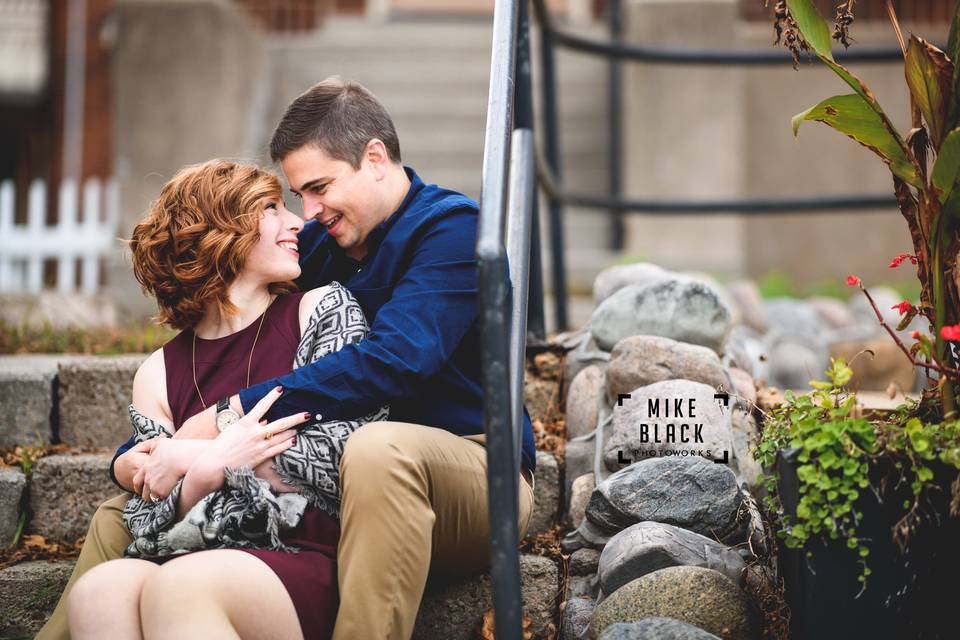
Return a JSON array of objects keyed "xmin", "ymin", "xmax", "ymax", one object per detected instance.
[{"xmin": 270, "ymin": 77, "xmax": 402, "ymax": 167}]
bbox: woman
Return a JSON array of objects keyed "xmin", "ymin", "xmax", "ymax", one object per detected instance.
[{"xmin": 66, "ymin": 159, "xmax": 346, "ymax": 640}]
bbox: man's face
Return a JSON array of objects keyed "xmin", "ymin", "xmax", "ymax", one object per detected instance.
[{"xmin": 281, "ymin": 144, "xmax": 385, "ymax": 261}]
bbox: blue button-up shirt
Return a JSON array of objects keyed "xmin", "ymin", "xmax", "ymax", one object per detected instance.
[{"xmin": 111, "ymin": 168, "xmax": 536, "ymax": 480}]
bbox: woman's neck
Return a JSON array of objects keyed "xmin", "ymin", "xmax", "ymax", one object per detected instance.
[{"xmin": 194, "ymin": 280, "xmax": 273, "ymax": 339}]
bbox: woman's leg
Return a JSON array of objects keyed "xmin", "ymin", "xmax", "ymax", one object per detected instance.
[
  {"xmin": 67, "ymin": 558, "xmax": 159, "ymax": 640},
  {"xmin": 139, "ymin": 549, "xmax": 304, "ymax": 640},
  {"xmin": 37, "ymin": 493, "xmax": 134, "ymax": 640}
]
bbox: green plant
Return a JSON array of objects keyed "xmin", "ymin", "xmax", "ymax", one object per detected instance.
[
  {"xmin": 757, "ymin": 358, "xmax": 960, "ymax": 583},
  {"xmin": 776, "ymin": 0, "xmax": 960, "ymax": 418}
]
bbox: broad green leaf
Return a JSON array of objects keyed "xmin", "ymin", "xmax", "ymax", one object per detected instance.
[
  {"xmin": 948, "ymin": 0, "xmax": 960, "ymax": 69},
  {"xmin": 943, "ymin": 187, "xmax": 960, "ymax": 220},
  {"xmin": 932, "ymin": 128, "xmax": 960, "ymax": 201},
  {"xmin": 786, "ymin": 0, "xmax": 833, "ymax": 61},
  {"xmin": 793, "ymin": 94, "xmax": 923, "ymax": 189},
  {"xmin": 905, "ymin": 36, "xmax": 953, "ymax": 146}
]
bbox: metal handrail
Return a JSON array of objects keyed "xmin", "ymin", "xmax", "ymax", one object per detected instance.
[
  {"xmin": 531, "ymin": 0, "xmax": 910, "ymax": 331},
  {"xmin": 477, "ymin": 1, "xmax": 540, "ymax": 638}
]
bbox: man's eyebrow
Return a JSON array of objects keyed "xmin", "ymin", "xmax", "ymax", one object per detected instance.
[{"xmin": 292, "ymin": 177, "xmax": 329, "ymax": 194}]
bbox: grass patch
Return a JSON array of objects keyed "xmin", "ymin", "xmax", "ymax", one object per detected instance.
[{"xmin": 0, "ymin": 320, "xmax": 174, "ymax": 355}]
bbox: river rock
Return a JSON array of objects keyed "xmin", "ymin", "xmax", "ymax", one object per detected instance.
[
  {"xmin": 604, "ymin": 380, "xmax": 732, "ymax": 470},
  {"xmin": 586, "ymin": 566, "xmax": 753, "ymax": 640},
  {"xmin": 598, "ymin": 618, "xmax": 721, "ymax": 640},
  {"xmin": 561, "ymin": 597, "xmax": 597, "ymax": 640},
  {"xmin": 565, "ymin": 438, "xmax": 597, "ymax": 501},
  {"xmin": 590, "ymin": 280, "xmax": 731, "ymax": 353},
  {"xmin": 598, "ymin": 522, "xmax": 746, "ymax": 597},
  {"xmin": 830, "ymin": 336, "xmax": 917, "ymax": 392},
  {"xmin": 570, "ymin": 547, "xmax": 602, "ymax": 576},
  {"xmin": 577, "ymin": 457, "xmax": 749, "ymax": 546},
  {"xmin": 722, "ymin": 326, "xmax": 766, "ymax": 379},
  {"xmin": 565, "ymin": 333, "xmax": 611, "ymax": 389},
  {"xmin": 605, "ymin": 336, "xmax": 729, "ymax": 403},
  {"xmin": 593, "ymin": 263, "xmax": 675, "ymax": 304},
  {"xmin": 765, "ymin": 298, "xmax": 824, "ymax": 339},
  {"xmin": 848, "ymin": 285, "xmax": 902, "ymax": 333},
  {"xmin": 809, "ymin": 296, "xmax": 857, "ymax": 329},
  {"xmin": 568, "ymin": 472, "xmax": 596, "ymax": 529},
  {"xmin": 725, "ymin": 280, "xmax": 768, "ymax": 334},
  {"xmin": 567, "ymin": 366, "xmax": 605, "ymax": 440},
  {"xmin": 727, "ymin": 367, "xmax": 756, "ymax": 410},
  {"xmin": 766, "ymin": 337, "xmax": 830, "ymax": 390},
  {"xmin": 729, "ymin": 410, "xmax": 762, "ymax": 490}
]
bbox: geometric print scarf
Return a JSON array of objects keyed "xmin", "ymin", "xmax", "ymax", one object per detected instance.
[{"xmin": 122, "ymin": 282, "xmax": 389, "ymax": 558}]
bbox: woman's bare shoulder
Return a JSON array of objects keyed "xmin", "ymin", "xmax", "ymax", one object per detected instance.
[{"xmin": 132, "ymin": 347, "xmax": 173, "ymax": 426}]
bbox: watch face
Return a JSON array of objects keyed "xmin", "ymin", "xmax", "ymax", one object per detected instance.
[{"xmin": 216, "ymin": 410, "xmax": 239, "ymax": 431}]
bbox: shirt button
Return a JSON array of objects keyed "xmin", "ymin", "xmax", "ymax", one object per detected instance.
[{"xmin": 315, "ymin": 413, "xmax": 323, "ymax": 421}]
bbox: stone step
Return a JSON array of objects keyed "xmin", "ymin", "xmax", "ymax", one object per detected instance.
[
  {"xmin": 0, "ymin": 355, "xmax": 145, "ymax": 450},
  {"xmin": 26, "ymin": 453, "xmax": 116, "ymax": 542},
  {"xmin": 0, "ymin": 555, "xmax": 559, "ymax": 638}
]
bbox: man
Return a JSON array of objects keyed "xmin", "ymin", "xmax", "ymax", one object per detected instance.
[{"xmin": 37, "ymin": 77, "xmax": 536, "ymax": 640}]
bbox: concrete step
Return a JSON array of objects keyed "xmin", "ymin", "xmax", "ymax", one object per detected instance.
[
  {"xmin": 0, "ymin": 555, "xmax": 559, "ymax": 638},
  {"xmin": 26, "ymin": 453, "xmax": 116, "ymax": 542}
]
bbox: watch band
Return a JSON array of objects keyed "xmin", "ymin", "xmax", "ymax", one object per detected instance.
[{"xmin": 216, "ymin": 397, "xmax": 231, "ymax": 414}]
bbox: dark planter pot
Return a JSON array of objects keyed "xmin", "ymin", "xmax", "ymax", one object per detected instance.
[{"xmin": 776, "ymin": 448, "xmax": 960, "ymax": 640}]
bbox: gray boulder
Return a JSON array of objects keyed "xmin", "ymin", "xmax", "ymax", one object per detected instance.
[
  {"xmin": 727, "ymin": 367, "xmax": 756, "ymax": 410},
  {"xmin": 725, "ymin": 280, "xmax": 769, "ymax": 334},
  {"xmin": 598, "ymin": 522, "xmax": 746, "ymax": 596},
  {"xmin": 565, "ymin": 439, "xmax": 597, "ymax": 503},
  {"xmin": 572, "ymin": 457, "xmax": 748, "ymax": 547},
  {"xmin": 568, "ymin": 473, "xmax": 596, "ymax": 529},
  {"xmin": 767, "ymin": 338, "xmax": 830, "ymax": 390},
  {"xmin": 585, "ymin": 566, "xmax": 754, "ymax": 640},
  {"xmin": 565, "ymin": 333, "xmax": 611, "ymax": 389},
  {"xmin": 722, "ymin": 326, "xmax": 766, "ymax": 379},
  {"xmin": 590, "ymin": 280, "xmax": 731, "ymax": 353},
  {"xmin": 598, "ymin": 619, "xmax": 721, "ymax": 640},
  {"xmin": 561, "ymin": 597, "xmax": 597, "ymax": 640},
  {"xmin": 605, "ymin": 336, "xmax": 729, "ymax": 403},
  {"xmin": 848, "ymin": 285, "xmax": 901, "ymax": 334},
  {"xmin": 593, "ymin": 263, "xmax": 675, "ymax": 304},
  {"xmin": 730, "ymin": 410, "xmax": 762, "ymax": 490},
  {"xmin": 567, "ymin": 365, "xmax": 605, "ymax": 440},
  {"xmin": 604, "ymin": 380, "xmax": 732, "ymax": 470},
  {"xmin": 528, "ymin": 452, "xmax": 560, "ymax": 536},
  {"xmin": 809, "ymin": 296, "xmax": 857, "ymax": 329},
  {"xmin": 765, "ymin": 298, "xmax": 824, "ymax": 339},
  {"xmin": 570, "ymin": 547, "xmax": 602, "ymax": 576}
]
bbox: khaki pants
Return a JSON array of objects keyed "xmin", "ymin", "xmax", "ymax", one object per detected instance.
[{"xmin": 36, "ymin": 422, "xmax": 535, "ymax": 640}]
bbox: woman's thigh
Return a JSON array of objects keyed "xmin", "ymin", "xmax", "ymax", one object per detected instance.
[
  {"xmin": 140, "ymin": 549, "xmax": 303, "ymax": 640},
  {"xmin": 68, "ymin": 558, "xmax": 159, "ymax": 630}
]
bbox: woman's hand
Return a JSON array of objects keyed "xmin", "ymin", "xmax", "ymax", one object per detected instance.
[
  {"xmin": 133, "ymin": 439, "xmax": 212, "ymax": 502},
  {"xmin": 186, "ymin": 387, "xmax": 309, "ymax": 493}
]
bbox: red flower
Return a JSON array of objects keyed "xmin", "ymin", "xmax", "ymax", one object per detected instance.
[
  {"xmin": 911, "ymin": 330, "xmax": 922, "ymax": 340},
  {"xmin": 941, "ymin": 324, "xmax": 960, "ymax": 341},
  {"xmin": 888, "ymin": 253, "xmax": 918, "ymax": 268},
  {"xmin": 892, "ymin": 300, "xmax": 913, "ymax": 315},
  {"xmin": 846, "ymin": 275, "xmax": 861, "ymax": 286}
]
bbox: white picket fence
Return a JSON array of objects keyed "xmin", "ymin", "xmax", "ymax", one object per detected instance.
[{"xmin": 0, "ymin": 177, "xmax": 119, "ymax": 295}]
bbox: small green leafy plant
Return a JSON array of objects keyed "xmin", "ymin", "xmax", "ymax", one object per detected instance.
[{"xmin": 757, "ymin": 358, "xmax": 960, "ymax": 583}]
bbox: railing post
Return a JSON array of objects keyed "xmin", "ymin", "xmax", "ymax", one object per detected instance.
[
  {"xmin": 533, "ymin": 0, "xmax": 569, "ymax": 332},
  {"xmin": 478, "ymin": 1, "xmax": 524, "ymax": 638},
  {"xmin": 608, "ymin": 0, "xmax": 624, "ymax": 250},
  {"xmin": 515, "ymin": 0, "xmax": 545, "ymax": 340}
]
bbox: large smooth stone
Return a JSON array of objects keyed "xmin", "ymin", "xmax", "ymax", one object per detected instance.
[
  {"xmin": 578, "ymin": 457, "xmax": 748, "ymax": 546},
  {"xmin": 598, "ymin": 522, "xmax": 746, "ymax": 596},
  {"xmin": 567, "ymin": 365, "xmax": 605, "ymax": 440},
  {"xmin": 605, "ymin": 336, "xmax": 729, "ymax": 403},
  {"xmin": 586, "ymin": 566, "xmax": 753, "ymax": 640},
  {"xmin": 725, "ymin": 280, "xmax": 769, "ymax": 334},
  {"xmin": 593, "ymin": 263, "xmax": 675, "ymax": 304},
  {"xmin": 598, "ymin": 618, "xmax": 721, "ymax": 640},
  {"xmin": 604, "ymin": 380, "xmax": 732, "ymax": 470},
  {"xmin": 590, "ymin": 280, "xmax": 731, "ymax": 353},
  {"xmin": 764, "ymin": 298, "xmax": 824, "ymax": 339}
]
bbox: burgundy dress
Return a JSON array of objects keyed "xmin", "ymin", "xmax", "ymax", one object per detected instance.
[{"xmin": 162, "ymin": 292, "xmax": 338, "ymax": 640}]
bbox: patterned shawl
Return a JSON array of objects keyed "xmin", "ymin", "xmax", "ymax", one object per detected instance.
[{"xmin": 122, "ymin": 282, "xmax": 388, "ymax": 558}]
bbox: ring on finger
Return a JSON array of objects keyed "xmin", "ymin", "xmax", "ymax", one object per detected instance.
[
  {"xmin": 264, "ymin": 430, "xmax": 273, "ymax": 440},
  {"xmin": 150, "ymin": 495, "xmax": 160, "ymax": 503}
]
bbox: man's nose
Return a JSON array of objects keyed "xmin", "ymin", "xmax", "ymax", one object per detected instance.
[{"xmin": 303, "ymin": 198, "xmax": 324, "ymax": 222}]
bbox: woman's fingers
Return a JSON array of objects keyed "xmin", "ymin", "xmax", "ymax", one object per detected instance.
[
  {"xmin": 132, "ymin": 467, "xmax": 145, "ymax": 495},
  {"xmin": 257, "ymin": 412, "xmax": 311, "ymax": 439},
  {"xmin": 262, "ymin": 436, "xmax": 297, "ymax": 461},
  {"xmin": 243, "ymin": 386, "xmax": 285, "ymax": 423}
]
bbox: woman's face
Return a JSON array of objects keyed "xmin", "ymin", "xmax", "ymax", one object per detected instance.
[{"xmin": 243, "ymin": 196, "xmax": 304, "ymax": 284}]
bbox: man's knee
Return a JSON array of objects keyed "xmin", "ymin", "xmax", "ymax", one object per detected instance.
[{"xmin": 341, "ymin": 422, "xmax": 430, "ymax": 503}]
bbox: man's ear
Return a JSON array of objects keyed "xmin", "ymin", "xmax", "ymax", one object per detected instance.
[{"xmin": 364, "ymin": 139, "xmax": 390, "ymax": 180}]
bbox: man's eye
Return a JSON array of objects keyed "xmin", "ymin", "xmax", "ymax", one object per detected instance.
[{"xmin": 313, "ymin": 184, "xmax": 327, "ymax": 194}]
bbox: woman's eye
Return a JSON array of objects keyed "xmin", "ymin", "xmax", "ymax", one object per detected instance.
[{"xmin": 265, "ymin": 202, "xmax": 277, "ymax": 210}]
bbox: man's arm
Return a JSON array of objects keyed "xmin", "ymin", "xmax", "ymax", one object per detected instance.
[{"xmin": 238, "ymin": 208, "xmax": 480, "ymax": 421}]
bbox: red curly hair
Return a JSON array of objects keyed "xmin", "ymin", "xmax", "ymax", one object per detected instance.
[{"xmin": 130, "ymin": 159, "xmax": 297, "ymax": 330}]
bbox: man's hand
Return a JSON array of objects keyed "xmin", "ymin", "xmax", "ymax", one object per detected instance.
[
  {"xmin": 174, "ymin": 394, "xmax": 245, "ymax": 440},
  {"xmin": 133, "ymin": 439, "xmax": 212, "ymax": 502}
]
